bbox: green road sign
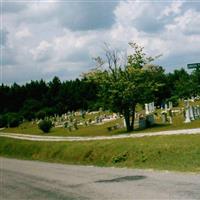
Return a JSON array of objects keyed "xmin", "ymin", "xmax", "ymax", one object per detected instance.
[{"xmin": 187, "ymin": 63, "xmax": 200, "ymax": 69}]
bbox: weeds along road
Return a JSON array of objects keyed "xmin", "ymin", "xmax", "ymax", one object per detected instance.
[
  {"xmin": 1, "ymin": 128, "xmax": 200, "ymax": 141},
  {"xmin": 1, "ymin": 158, "xmax": 200, "ymax": 200}
]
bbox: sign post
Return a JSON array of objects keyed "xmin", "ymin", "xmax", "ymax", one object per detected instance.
[{"xmin": 187, "ymin": 63, "xmax": 200, "ymax": 69}]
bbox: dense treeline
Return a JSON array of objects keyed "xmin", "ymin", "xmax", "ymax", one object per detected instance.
[
  {"xmin": 0, "ymin": 77, "xmax": 98, "ymax": 121},
  {"xmin": 155, "ymin": 68, "xmax": 200, "ymax": 106},
  {"xmin": 0, "ymin": 68, "xmax": 200, "ymax": 123}
]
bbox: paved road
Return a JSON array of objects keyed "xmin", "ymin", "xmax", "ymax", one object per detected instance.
[
  {"xmin": 0, "ymin": 128, "xmax": 200, "ymax": 142},
  {"xmin": 1, "ymin": 158, "xmax": 200, "ymax": 200}
]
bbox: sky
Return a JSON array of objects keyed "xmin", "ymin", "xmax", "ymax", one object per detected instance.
[{"xmin": 1, "ymin": 0, "xmax": 200, "ymax": 84}]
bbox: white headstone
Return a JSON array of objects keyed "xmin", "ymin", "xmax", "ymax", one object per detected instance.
[
  {"xmin": 161, "ymin": 111, "xmax": 167, "ymax": 123},
  {"xmin": 189, "ymin": 106, "xmax": 194, "ymax": 120},
  {"xmin": 145, "ymin": 103, "xmax": 149, "ymax": 115},
  {"xmin": 169, "ymin": 116, "xmax": 173, "ymax": 124},
  {"xmin": 151, "ymin": 103, "xmax": 153, "ymax": 113},
  {"xmin": 149, "ymin": 103, "xmax": 152, "ymax": 113},
  {"xmin": 184, "ymin": 100, "xmax": 189, "ymax": 108},
  {"xmin": 152, "ymin": 102, "xmax": 155, "ymax": 112},
  {"xmin": 123, "ymin": 118, "xmax": 126, "ymax": 128},
  {"xmin": 194, "ymin": 106, "xmax": 198, "ymax": 119},
  {"xmin": 184, "ymin": 108, "xmax": 191, "ymax": 123},
  {"xmin": 197, "ymin": 105, "xmax": 200, "ymax": 117},
  {"xmin": 169, "ymin": 101, "xmax": 173, "ymax": 109}
]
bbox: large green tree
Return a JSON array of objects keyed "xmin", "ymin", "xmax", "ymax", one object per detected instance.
[{"xmin": 85, "ymin": 43, "xmax": 165, "ymax": 132}]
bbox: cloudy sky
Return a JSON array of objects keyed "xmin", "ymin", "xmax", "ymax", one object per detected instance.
[{"xmin": 1, "ymin": 0, "xmax": 200, "ymax": 84}]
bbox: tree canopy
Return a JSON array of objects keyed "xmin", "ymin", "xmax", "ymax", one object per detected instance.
[{"xmin": 85, "ymin": 43, "xmax": 166, "ymax": 132}]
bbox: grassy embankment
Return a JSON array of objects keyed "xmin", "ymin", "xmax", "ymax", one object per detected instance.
[{"xmin": 0, "ymin": 134, "xmax": 200, "ymax": 172}]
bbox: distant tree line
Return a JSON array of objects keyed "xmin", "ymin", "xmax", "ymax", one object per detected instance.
[
  {"xmin": 0, "ymin": 68, "xmax": 199, "ymax": 125},
  {"xmin": 0, "ymin": 77, "xmax": 98, "ymax": 123}
]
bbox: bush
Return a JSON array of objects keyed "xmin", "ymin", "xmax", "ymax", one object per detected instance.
[
  {"xmin": 0, "ymin": 115, "xmax": 7, "ymax": 128},
  {"xmin": 20, "ymin": 110, "xmax": 35, "ymax": 121},
  {"xmin": 38, "ymin": 120, "xmax": 53, "ymax": 133},
  {"xmin": 2, "ymin": 113, "xmax": 22, "ymax": 128},
  {"xmin": 36, "ymin": 110, "xmax": 46, "ymax": 120}
]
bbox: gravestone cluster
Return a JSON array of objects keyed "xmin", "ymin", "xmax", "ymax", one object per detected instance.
[
  {"xmin": 32, "ymin": 97, "xmax": 200, "ymax": 132},
  {"xmin": 136, "ymin": 102, "xmax": 156, "ymax": 130},
  {"xmin": 33, "ymin": 111, "xmax": 121, "ymax": 132},
  {"xmin": 184, "ymin": 100, "xmax": 200, "ymax": 123},
  {"xmin": 161, "ymin": 101, "xmax": 173, "ymax": 124}
]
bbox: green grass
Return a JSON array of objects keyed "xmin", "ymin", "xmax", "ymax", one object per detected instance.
[
  {"xmin": 1, "ymin": 134, "xmax": 200, "ymax": 172},
  {"xmin": 1, "ymin": 115, "xmax": 200, "ymax": 137},
  {"xmin": 1, "ymin": 118, "xmax": 126, "ymax": 136}
]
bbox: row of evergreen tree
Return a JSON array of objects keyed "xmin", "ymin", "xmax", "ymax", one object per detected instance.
[
  {"xmin": 0, "ymin": 77, "xmax": 98, "ymax": 120},
  {"xmin": 0, "ymin": 68, "xmax": 199, "ymax": 121}
]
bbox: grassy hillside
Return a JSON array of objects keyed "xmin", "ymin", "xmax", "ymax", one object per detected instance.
[{"xmin": 1, "ymin": 134, "xmax": 200, "ymax": 172}]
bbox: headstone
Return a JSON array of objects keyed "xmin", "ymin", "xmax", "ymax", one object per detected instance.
[
  {"xmin": 146, "ymin": 114, "xmax": 155, "ymax": 126},
  {"xmin": 184, "ymin": 108, "xmax": 191, "ymax": 123},
  {"xmin": 168, "ymin": 109, "xmax": 173, "ymax": 124},
  {"xmin": 152, "ymin": 102, "xmax": 155, "ymax": 112},
  {"xmin": 168, "ymin": 101, "xmax": 173, "ymax": 109},
  {"xmin": 184, "ymin": 100, "xmax": 189, "ymax": 108},
  {"xmin": 73, "ymin": 119, "xmax": 78, "ymax": 130},
  {"xmin": 139, "ymin": 118, "xmax": 146, "ymax": 129},
  {"xmin": 194, "ymin": 106, "xmax": 198, "ymax": 119},
  {"xmin": 150, "ymin": 102, "xmax": 154, "ymax": 113},
  {"xmin": 95, "ymin": 116, "xmax": 99, "ymax": 123},
  {"xmin": 164, "ymin": 104, "xmax": 168, "ymax": 111},
  {"xmin": 189, "ymin": 106, "xmax": 194, "ymax": 120},
  {"xmin": 149, "ymin": 103, "xmax": 152, "ymax": 113},
  {"xmin": 161, "ymin": 111, "xmax": 167, "ymax": 123},
  {"xmin": 123, "ymin": 118, "xmax": 126, "ymax": 128},
  {"xmin": 145, "ymin": 103, "xmax": 149, "ymax": 115},
  {"xmin": 197, "ymin": 105, "xmax": 200, "ymax": 117}
]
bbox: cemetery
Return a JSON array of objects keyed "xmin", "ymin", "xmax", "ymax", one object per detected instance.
[{"xmin": 2, "ymin": 98, "xmax": 200, "ymax": 137}]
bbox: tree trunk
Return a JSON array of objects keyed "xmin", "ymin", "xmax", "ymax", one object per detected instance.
[
  {"xmin": 124, "ymin": 109, "xmax": 131, "ymax": 132},
  {"xmin": 130, "ymin": 104, "xmax": 136, "ymax": 131},
  {"xmin": 124, "ymin": 104, "xmax": 136, "ymax": 132}
]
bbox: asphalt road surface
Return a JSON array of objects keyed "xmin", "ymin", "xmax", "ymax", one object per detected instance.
[{"xmin": 1, "ymin": 158, "xmax": 200, "ymax": 200}]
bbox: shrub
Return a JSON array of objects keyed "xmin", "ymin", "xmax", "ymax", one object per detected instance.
[
  {"xmin": 38, "ymin": 120, "xmax": 53, "ymax": 133},
  {"xmin": 2, "ymin": 113, "xmax": 22, "ymax": 128},
  {"xmin": 20, "ymin": 110, "xmax": 35, "ymax": 121},
  {"xmin": 0, "ymin": 115, "xmax": 7, "ymax": 128},
  {"xmin": 35, "ymin": 110, "xmax": 46, "ymax": 120},
  {"xmin": 112, "ymin": 152, "xmax": 128, "ymax": 164}
]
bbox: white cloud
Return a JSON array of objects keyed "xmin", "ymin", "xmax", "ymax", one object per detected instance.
[
  {"xmin": 2, "ymin": 0, "xmax": 200, "ymax": 84},
  {"xmin": 166, "ymin": 9, "xmax": 200, "ymax": 35},
  {"xmin": 15, "ymin": 27, "xmax": 32, "ymax": 39},
  {"xmin": 114, "ymin": 1, "xmax": 149, "ymax": 27},
  {"xmin": 160, "ymin": 1, "xmax": 183, "ymax": 18},
  {"xmin": 30, "ymin": 40, "xmax": 53, "ymax": 62}
]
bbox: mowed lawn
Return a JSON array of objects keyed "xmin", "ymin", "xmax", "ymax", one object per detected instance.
[
  {"xmin": 0, "ymin": 134, "xmax": 200, "ymax": 172},
  {"xmin": 1, "ymin": 116, "xmax": 200, "ymax": 137}
]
